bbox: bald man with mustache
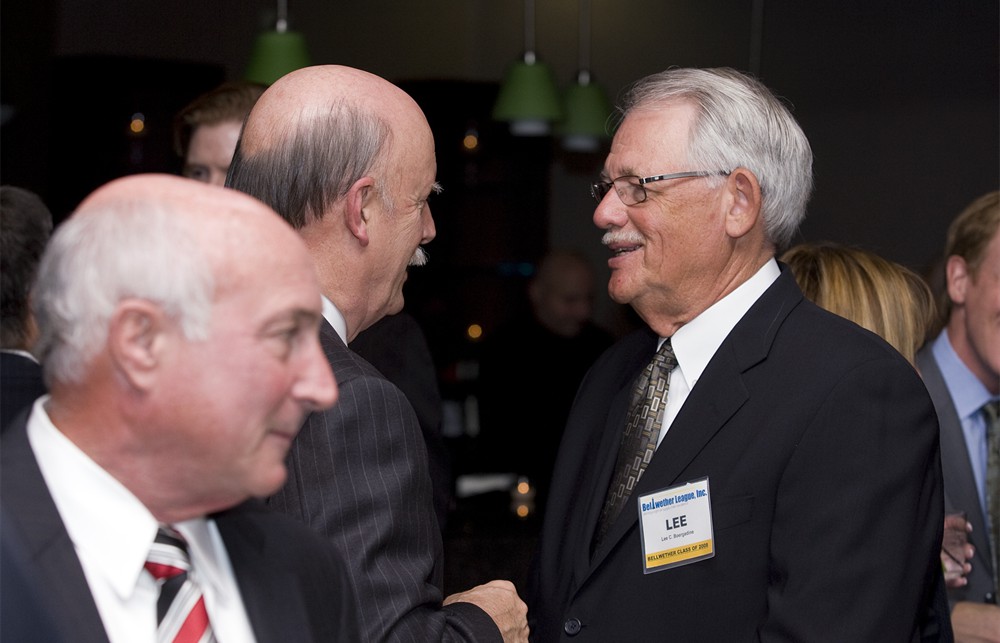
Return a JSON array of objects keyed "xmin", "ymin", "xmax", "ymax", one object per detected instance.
[{"xmin": 227, "ymin": 65, "xmax": 528, "ymax": 643}]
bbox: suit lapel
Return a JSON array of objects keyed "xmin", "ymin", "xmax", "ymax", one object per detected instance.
[
  {"xmin": 0, "ymin": 419, "xmax": 111, "ymax": 643},
  {"xmin": 216, "ymin": 506, "xmax": 318, "ymax": 643},
  {"xmin": 916, "ymin": 347, "xmax": 994, "ymax": 578},
  {"xmin": 588, "ymin": 269, "xmax": 801, "ymax": 568},
  {"xmin": 576, "ymin": 362, "xmax": 643, "ymax": 577}
]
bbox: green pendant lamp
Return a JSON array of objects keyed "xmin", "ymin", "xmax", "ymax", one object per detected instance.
[
  {"xmin": 493, "ymin": 0, "xmax": 563, "ymax": 136},
  {"xmin": 559, "ymin": 0, "xmax": 613, "ymax": 151},
  {"xmin": 245, "ymin": 0, "xmax": 311, "ymax": 86}
]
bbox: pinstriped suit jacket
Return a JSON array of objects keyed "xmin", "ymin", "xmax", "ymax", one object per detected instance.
[{"xmin": 268, "ymin": 320, "xmax": 500, "ymax": 643}]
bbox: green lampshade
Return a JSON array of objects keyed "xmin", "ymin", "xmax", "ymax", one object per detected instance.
[
  {"xmin": 493, "ymin": 59, "xmax": 563, "ymax": 136},
  {"xmin": 244, "ymin": 30, "xmax": 311, "ymax": 86},
  {"xmin": 559, "ymin": 81, "xmax": 613, "ymax": 152}
]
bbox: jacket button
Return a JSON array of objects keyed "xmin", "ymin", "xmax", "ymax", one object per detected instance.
[
  {"xmin": 564, "ymin": 618, "xmax": 582, "ymax": 636},
  {"xmin": 986, "ymin": 591, "xmax": 996, "ymax": 604}
]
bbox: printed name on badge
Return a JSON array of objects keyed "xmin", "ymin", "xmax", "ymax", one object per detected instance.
[{"xmin": 637, "ymin": 477, "xmax": 714, "ymax": 573}]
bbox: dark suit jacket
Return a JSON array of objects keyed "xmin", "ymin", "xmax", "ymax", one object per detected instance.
[
  {"xmin": 351, "ymin": 311, "xmax": 453, "ymax": 533},
  {"xmin": 527, "ymin": 267, "xmax": 944, "ymax": 642},
  {"xmin": 0, "ymin": 415, "xmax": 360, "ymax": 643},
  {"xmin": 1, "ymin": 350, "xmax": 47, "ymax": 430},
  {"xmin": 917, "ymin": 343, "xmax": 997, "ymax": 605},
  {"xmin": 269, "ymin": 321, "xmax": 500, "ymax": 643}
]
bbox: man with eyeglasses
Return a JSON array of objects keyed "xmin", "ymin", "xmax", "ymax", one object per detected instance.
[{"xmin": 526, "ymin": 67, "xmax": 946, "ymax": 641}]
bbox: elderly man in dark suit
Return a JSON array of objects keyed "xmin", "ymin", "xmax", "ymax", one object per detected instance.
[
  {"xmin": 917, "ymin": 190, "xmax": 1000, "ymax": 640},
  {"xmin": 526, "ymin": 67, "xmax": 944, "ymax": 641},
  {"xmin": 0, "ymin": 174, "xmax": 358, "ymax": 642},
  {"xmin": 227, "ymin": 64, "xmax": 528, "ymax": 643}
]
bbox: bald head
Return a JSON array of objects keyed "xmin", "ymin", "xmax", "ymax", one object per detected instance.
[
  {"xmin": 229, "ymin": 64, "xmax": 434, "ymax": 229},
  {"xmin": 241, "ymin": 65, "xmax": 427, "ymax": 155},
  {"xmin": 530, "ymin": 250, "xmax": 599, "ymax": 338},
  {"xmin": 226, "ymin": 65, "xmax": 439, "ymax": 340},
  {"xmin": 35, "ymin": 173, "xmax": 313, "ymax": 384},
  {"xmin": 79, "ymin": 173, "xmax": 279, "ymax": 228},
  {"xmin": 33, "ymin": 173, "xmax": 336, "ymax": 520}
]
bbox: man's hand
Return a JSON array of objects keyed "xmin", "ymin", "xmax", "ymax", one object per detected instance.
[
  {"xmin": 942, "ymin": 513, "xmax": 975, "ymax": 588},
  {"xmin": 444, "ymin": 579, "xmax": 529, "ymax": 643}
]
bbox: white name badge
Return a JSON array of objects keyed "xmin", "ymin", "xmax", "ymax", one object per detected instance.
[{"xmin": 637, "ymin": 477, "xmax": 714, "ymax": 573}]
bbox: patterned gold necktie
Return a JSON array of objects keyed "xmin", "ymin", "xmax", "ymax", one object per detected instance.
[
  {"xmin": 984, "ymin": 400, "xmax": 1000, "ymax": 590},
  {"xmin": 594, "ymin": 339, "xmax": 677, "ymax": 549},
  {"xmin": 145, "ymin": 525, "xmax": 215, "ymax": 643}
]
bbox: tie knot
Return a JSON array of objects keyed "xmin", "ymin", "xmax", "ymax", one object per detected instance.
[
  {"xmin": 145, "ymin": 525, "xmax": 191, "ymax": 581},
  {"xmin": 652, "ymin": 339, "xmax": 678, "ymax": 372},
  {"xmin": 985, "ymin": 400, "xmax": 1000, "ymax": 423}
]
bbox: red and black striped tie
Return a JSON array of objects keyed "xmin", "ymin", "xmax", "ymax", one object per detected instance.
[{"xmin": 145, "ymin": 525, "xmax": 215, "ymax": 643}]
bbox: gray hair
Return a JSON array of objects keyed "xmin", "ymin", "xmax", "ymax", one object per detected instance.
[
  {"xmin": 227, "ymin": 99, "xmax": 393, "ymax": 228},
  {"xmin": 620, "ymin": 67, "xmax": 813, "ymax": 250},
  {"xmin": 32, "ymin": 202, "xmax": 213, "ymax": 385}
]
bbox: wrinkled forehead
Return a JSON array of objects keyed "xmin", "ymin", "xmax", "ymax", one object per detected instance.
[{"xmin": 611, "ymin": 103, "xmax": 697, "ymax": 170}]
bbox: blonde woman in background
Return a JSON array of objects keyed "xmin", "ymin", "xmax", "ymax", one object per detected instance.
[{"xmin": 781, "ymin": 241, "xmax": 937, "ymax": 365}]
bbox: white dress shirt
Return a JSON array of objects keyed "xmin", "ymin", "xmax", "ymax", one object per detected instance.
[
  {"xmin": 655, "ymin": 258, "xmax": 780, "ymax": 448},
  {"xmin": 322, "ymin": 295, "xmax": 349, "ymax": 344},
  {"xmin": 1, "ymin": 347, "xmax": 39, "ymax": 362},
  {"xmin": 27, "ymin": 398, "xmax": 257, "ymax": 643}
]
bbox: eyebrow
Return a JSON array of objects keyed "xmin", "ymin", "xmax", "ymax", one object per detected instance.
[
  {"xmin": 262, "ymin": 308, "xmax": 323, "ymax": 333},
  {"xmin": 599, "ymin": 166, "xmax": 639, "ymax": 182}
]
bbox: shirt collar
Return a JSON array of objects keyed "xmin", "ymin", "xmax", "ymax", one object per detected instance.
[
  {"xmin": 931, "ymin": 329, "xmax": 996, "ymax": 421},
  {"xmin": 27, "ymin": 400, "xmax": 230, "ymax": 603},
  {"xmin": 172, "ymin": 519, "xmax": 230, "ymax": 604},
  {"xmin": 321, "ymin": 295, "xmax": 348, "ymax": 344},
  {"xmin": 667, "ymin": 258, "xmax": 780, "ymax": 389},
  {"xmin": 1, "ymin": 348, "xmax": 38, "ymax": 363},
  {"xmin": 28, "ymin": 400, "xmax": 158, "ymax": 602}
]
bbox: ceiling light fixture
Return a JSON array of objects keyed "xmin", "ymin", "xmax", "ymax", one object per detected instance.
[
  {"xmin": 244, "ymin": 0, "xmax": 311, "ymax": 86},
  {"xmin": 559, "ymin": 0, "xmax": 612, "ymax": 151},
  {"xmin": 492, "ymin": 0, "xmax": 563, "ymax": 136}
]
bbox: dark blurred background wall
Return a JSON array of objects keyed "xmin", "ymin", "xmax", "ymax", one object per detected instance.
[
  {"xmin": 2, "ymin": 0, "xmax": 997, "ymax": 339},
  {"xmin": 3, "ymin": 0, "xmax": 997, "ymax": 595}
]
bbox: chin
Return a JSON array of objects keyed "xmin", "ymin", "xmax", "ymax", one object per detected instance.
[
  {"xmin": 387, "ymin": 294, "xmax": 405, "ymax": 316},
  {"xmin": 254, "ymin": 473, "xmax": 288, "ymax": 499},
  {"xmin": 607, "ymin": 279, "xmax": 634, "ymax": 306}
]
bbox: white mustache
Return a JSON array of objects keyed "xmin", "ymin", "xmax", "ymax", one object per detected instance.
[
  {"xmin": 409, "ymin": 246, "xmax": 429, "ymax": 267},
  {"xmin": 602, "ymin": 230, "xmax": 644, "ymax": 247}
]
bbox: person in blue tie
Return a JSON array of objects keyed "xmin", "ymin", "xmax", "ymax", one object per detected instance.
[{"xmin": 916, "ymin": 190, "xmax": 1000, "ymax": 640}]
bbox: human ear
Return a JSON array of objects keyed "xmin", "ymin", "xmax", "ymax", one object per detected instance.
[
  {"xmin": 945, "ymin": 255, "xmax": 969, "ymax": 306},
  {"xmin": 107, "ymin": 299, "xmax": 169, "ymax": 391},
  {"xmin": 345, "ymin": 176, "xmax": 376, "ymax": 247},
  {"xmin": 724, "ymin": 168, "xmax": 762, "ymax": 239}
]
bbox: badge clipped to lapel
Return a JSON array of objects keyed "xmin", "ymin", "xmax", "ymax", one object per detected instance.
[{"xmin": 638, "ymin": 477, "xmax": 714, "ymax": 573}]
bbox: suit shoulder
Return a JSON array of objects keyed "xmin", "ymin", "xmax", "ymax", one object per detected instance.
[{"xmin": 216, "ymin": 500, "xmax": 348, "ymax": 567}]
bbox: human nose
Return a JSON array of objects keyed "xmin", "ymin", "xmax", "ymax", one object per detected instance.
[
  {"xmin": 295, "ymin": 338, "xmax": 338, "ymax": 412},
  {"xmin": 593, "ymin": 188, "xmax": 625, "ymax": 230},
  {"xmin": 421, "ymin": 204, "xmax": 437, "ymax": 244}
]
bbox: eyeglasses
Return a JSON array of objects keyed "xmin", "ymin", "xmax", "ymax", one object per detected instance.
[{"xmin": 590, "ymin": 170, "xmax": 731, "ymax": 205}]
